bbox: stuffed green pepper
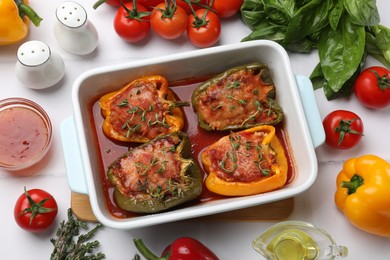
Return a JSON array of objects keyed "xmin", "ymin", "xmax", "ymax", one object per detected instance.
[
  {"xmin": 107, "ymin": 131, "xmax": 202, "ymax": 214},
  {"xmin": 192, "ymin": 63, "xmax": 283, "ymax": 131}
]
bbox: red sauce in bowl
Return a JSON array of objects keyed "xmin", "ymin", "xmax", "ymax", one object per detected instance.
[{"xmin": 0, "ymin": 98, "xmax": 52, "ymax": 171}]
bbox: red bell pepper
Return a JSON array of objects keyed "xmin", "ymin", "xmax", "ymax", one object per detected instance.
[{"xmin": 134, "ymin": 237, "xmax": 219, "ymax": 260}]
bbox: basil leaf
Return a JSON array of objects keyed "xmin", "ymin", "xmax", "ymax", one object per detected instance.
[
  {"xmin": 365, "ymin": 28, "xmax": 390, "ymax": 69},
  {"xmin": 370, "ymin": 25, "xmax": 390, "ymax": 65},
  {"xmin": 241, "ymin": 24, "xmax": 287, "ymax": 42},
  {"xmin": 284, "ymin": 0, "xmax": 331, "ymax": 43},
  {"xmin": 343, "ymin": 0, "xmax": 379, "ymax": 26},
  {"xmin": 240, "ymin": 0, "xmax": 266, "ymax": 30},
  {"xmin": 328, "ymin": 0, "xmax": 344, "ymax": 30},
  {"xmin": 285, "ymin": 38, "xmax": 316, "ymax": 53},
  {"xmin": 262, "ymin": 0, "xmax": 296, "ymax": 24},
  {"xmin": 318, "ymin": 17, "xmax": 365, "ymax": 95},
  {"xmin": 310, "ymin": 63, "xmax": 325, "ymax": 91}
]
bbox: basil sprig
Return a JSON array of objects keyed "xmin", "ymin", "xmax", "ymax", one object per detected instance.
[{"xmin": 241, "ymin": 0, "xmax": 390, "ymax": 100}]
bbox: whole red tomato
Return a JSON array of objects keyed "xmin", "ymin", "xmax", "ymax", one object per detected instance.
[
  {"xmin": 113, "ymin": 2, "xmax": 151, "ymax": 43},
  {"xmin": 211, "ymin": 0, "xmax": 243, "ymax": 18},
  {"xmin": 14, "ymin": 187, "xmax": 58, "ymax": 232},
  {"xmin": 323, "ymin": 110, "xmax": 364, "ymax": 149},
  {"xmin": 151, "ymin": 3, "xmax": 188, "ymax": 39},
  {"xmin": 187, "ymin": 8, "xmax": 221, "ymax": 48},
  {"xmin": 354, "ymin": 66, "xmax": 390, "ymax": 109}
]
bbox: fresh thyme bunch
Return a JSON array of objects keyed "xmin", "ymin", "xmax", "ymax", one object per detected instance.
[{"xmin": 50, "ymin": 208, "xmax": 105, "ymax": 260}]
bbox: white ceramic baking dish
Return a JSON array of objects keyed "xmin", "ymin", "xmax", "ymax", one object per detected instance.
[{"xmin": 60, "ymin": 40, "xmax": 325, "ymax": 229}]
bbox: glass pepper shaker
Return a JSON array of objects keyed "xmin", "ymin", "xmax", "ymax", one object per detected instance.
[{"xmin": 54, "ymin": 1, "xmax": 98, "ymax": 55}]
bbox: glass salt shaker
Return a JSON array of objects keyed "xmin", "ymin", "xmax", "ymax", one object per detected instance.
[
  {"xmin": 252, "ymin": 221, "xmax": 348, "ymax": 260},
  {"xmin": 54, "ymin": 1, "xmax": 98, "ymax": 55},
  {"xmin": 15, "ymin": 40, "xmax": 66, "ymax": 89}
]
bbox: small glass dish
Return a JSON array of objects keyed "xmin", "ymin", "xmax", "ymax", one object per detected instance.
[
  {"xmin": 0, "ymin": 98, "xmax": 53, "ymax": 171},
  {"xmin": 253, "ymin": 220, "xmax": 348, "ymax": 260}
]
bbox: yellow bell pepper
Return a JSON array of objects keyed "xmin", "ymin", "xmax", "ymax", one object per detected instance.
[
  {"xmin": 0, "ymin": 0, "xmax": 42, "ymax": 45},
  {"xmin": 335, "ymin": 154, "xmax": 390, "ymax": 237},
  {"xmin": 202, "ymin": 125, "xmax": 288, "ymax": 196}
]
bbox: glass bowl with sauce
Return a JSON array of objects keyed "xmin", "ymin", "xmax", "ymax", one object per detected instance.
[{"xmin": 0, "ymin": 98, "xmax": 53, "ymax": 171}]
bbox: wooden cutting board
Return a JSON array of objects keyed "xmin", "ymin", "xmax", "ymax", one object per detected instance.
[{"xmin": 71, "ymin": 192, "xmax": 294, "ymax": 222}]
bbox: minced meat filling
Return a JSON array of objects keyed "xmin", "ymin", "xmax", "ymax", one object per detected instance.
[
  {"xmin": 196, "ymin": 69, "xmax": 277, "ymax": 130},
  {"xmin": 110, "ymin": 135, "xmax": 186, "ymax": 199},
  {"xmin": 206, "ymin": 131, "xmax": 277, "ymax": 183},
  {"xmin": 109, "ymin": 81, "xmax": 171, "ymax": 140}
]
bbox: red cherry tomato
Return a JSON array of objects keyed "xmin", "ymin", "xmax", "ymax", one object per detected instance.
[
  {"xmin": 14, "ymin": 188, "xmax": 58, "ymax": 232},
  {"xmin": 177, "ymin": 0, "xmax": 207, "ymax": 14},
  {"xmin": 113, "ymin": 2, "xmax": 151, "ymax": 43},
  {"xmin": 323, "ymin": 110, "xmax": 364, "ymax": 149},
  {"xmin": 353, "ymin": 66, "xmax": 390, "ymax": 109},
  {"xmin": 211, "ymin": 0, "xmax": 243, "ymax": 18},
  {"xmin": 137, "ymin": 0, "xmax": 164, "ymax": 10},
  {"xmin": 103, "ymin": 0, "xmax": 131, "ymax": 7},
  {"xmin": 150, "ymin": 3, "xmax": 188, "ymax": 40},
  {"xmin": 187, "ymin": 8, "xmax": 221, "ymax": 48}
]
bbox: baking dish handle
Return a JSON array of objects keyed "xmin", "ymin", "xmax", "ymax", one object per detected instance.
[
  {"xmin": 295, "ymin": 74, "xmax": 325, "ymax": 148},
  {"xmin": 60, "ymin": 116, "xmax": 89, "ymax": 195}
]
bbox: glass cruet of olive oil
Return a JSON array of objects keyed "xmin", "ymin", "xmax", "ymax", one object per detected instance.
[{"xmin": 252, "ymin": 221, "xmax": 348, "ymax": 260}]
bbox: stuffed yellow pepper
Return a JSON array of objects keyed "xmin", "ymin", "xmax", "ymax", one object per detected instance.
[
  {"xmin": 335, "ymin": 154, "xmax": 390, "ymax": 237},
  {"xmin": 0, "ymin": 0, "xmax": 42, "ymax": 45},
  {"xmin": 99, "ymin": 75, "xmax": 188, "ymax": 143},
  {"xmin": 201, "ymin": 125, "xmax": 288, "ymax": 196}
]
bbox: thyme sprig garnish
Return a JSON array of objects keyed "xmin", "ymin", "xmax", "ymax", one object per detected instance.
[
  {"xmin": 50, "ymin": 208, "xmax": 105, "ymax": 260},
  {"xmin": 253, "ymin": 148, "xmax": 271, "ymax": 176},
  {"xmin": 219, "ymin": 132, "xmax": 273, "ymax": 176},
  {"xmin": 117, "ymin": 96, "xmax": 189, "ymax": 137},
  {"xmin": 226, "ymin": 81, "xmax": 241, "ymax": 89},
  {"xmin": 220, "ymin": 132, "xmax": 241, "ymax": 173},
  {"xmin": 136, "ymin": 157, "xmax": 159, "ymax": 176}
]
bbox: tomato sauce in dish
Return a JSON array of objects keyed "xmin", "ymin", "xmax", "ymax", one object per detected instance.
[
  {"xmin": 89, "ymin": 76, "xmax": 296, "ymax": 219},
  {"xmin": 0, "ymin": 98, "xmax": 52, "ymax": 170}
]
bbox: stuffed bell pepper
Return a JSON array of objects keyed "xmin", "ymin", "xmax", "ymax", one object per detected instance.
[
  {"xmin": 107, "ymin": 131, "xmax": 202, "ymax": 213},
  {"xmin": 335, "ymin": 154, "xmax": 390, "ymax": 237},
  {"xmin": 201, "ymin": 125, "xmax": 288, "ymax": 196},
  {"xmin": 191, "ymin": 63, "xmax": 283, "ymax": 131},
  {"xmin": 0, "ymin": 0, "xmax": 42, "ymax": 45},
  {"xmin": 99, "ymin": 75, "xmax": 188, "ymax": 143}
]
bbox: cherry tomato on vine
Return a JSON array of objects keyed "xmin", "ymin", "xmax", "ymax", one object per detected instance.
[
  {"xmin": 177, "ymin": 0, "xmax": 207, "ymax": 14},
  {"xmin": 93, "ymin": 0, "xmax": 131, "ymax": 9},
  {"xmin": 353, "ymin": 66, "xmax": 390, "ymax": 109},
  {"xmin": 137, "ymin": 0, "xmax": 164, "ymax": 10},
  {"xmin": 114, "ymin": 2, "xmax": 151, "ymax": 43},
  {"xmin": 322, "ymin": 110, "xmax": 364, "ymax": 150},
  {"xmin": 151, "ymin": 2, "xmax": 188, "ymax": 40},
  {"xmin": 14, "ymin": 187, "xmax": 58, "ymax": 232},
  {"xmin": 211, "ymin": 0, "xmax": 243, "ymax": 18},
  {"xmin": 187, "ymin": 8, "xmax": 221, "ymax": 48}
]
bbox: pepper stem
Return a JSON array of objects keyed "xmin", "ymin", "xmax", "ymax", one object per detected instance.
[
  {"xmin": 17, "ymin": 3, "xmax": 43, "ymax": 27},
  {"xmin": 133, "ymin": 239, "xmax": 166, "ymax": 260},
  {"xmin": 341, "ymin": 174, "xmax": 364, "ymax": 195}
]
